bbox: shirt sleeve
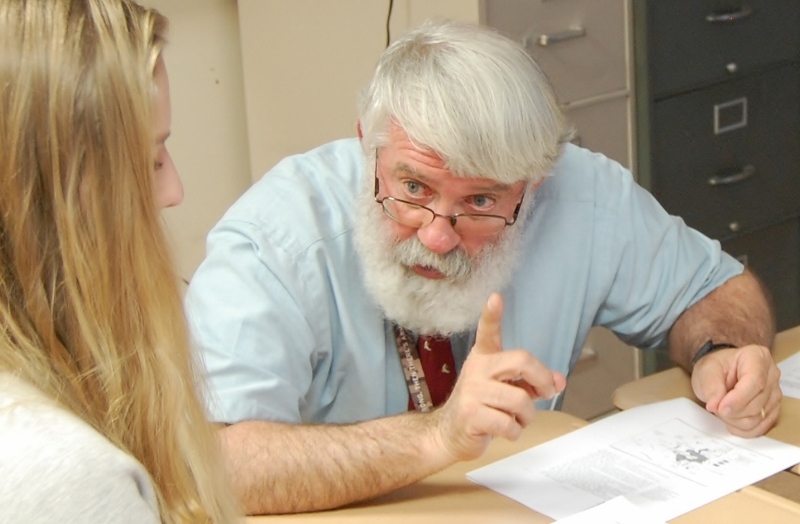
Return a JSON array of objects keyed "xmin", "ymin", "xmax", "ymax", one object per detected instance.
[
  {"xmin": 186, "ymin": 141, "xmax": 368, "ymax": 425},
  {"xmin": 588, "ymin": 157, "xmax": 744, "ymax": 349},
  {"xmin": 186, "ymin": 216, "xmax": 320, "ymax": 424}
]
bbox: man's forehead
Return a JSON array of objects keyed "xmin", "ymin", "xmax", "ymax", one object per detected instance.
[
  {"xmin": 384, "ymin": 125, "xmax": 523, "ymax": 190},
  {"xmin": 388, "ymin": 159, "xmax": 517, "ymax": 192}
]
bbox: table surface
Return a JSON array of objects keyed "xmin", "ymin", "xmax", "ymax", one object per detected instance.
[
  {"xmin": 245, "ymin": 408, "xmax": 800, "ymax": 523},
  {"xmin": 612, "ymin": 325, "xmax": 800, "ymax": 476}
]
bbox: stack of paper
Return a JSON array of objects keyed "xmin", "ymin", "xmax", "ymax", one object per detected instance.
[
  {"xmin": 778, "ymin": 352, "xmax": 800, "ymax": 400},
  {"xmin": 467, "ymin": 398, "xmax": 800, "ymax": 522}
]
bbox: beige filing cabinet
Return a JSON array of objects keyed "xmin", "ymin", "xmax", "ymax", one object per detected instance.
[
  {"xmin": 481, "ymin": 0, "xmax": 635, "ymax": 169},
  {"xmin": 481, "ymin": 0, "xmax": 641, "ymax": 419}
]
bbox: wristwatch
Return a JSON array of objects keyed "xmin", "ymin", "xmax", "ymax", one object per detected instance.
[{"xmin": 692, "ymin": 340, "xmax": 737, "ymax": 366}]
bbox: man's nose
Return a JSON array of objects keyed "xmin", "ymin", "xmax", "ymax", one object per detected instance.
[{"xmin": 416, "ymin": 214, "xmax": 461, "ymax": 255}]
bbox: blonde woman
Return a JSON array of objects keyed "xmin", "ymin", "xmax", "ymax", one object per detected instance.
[{"xmin": 0, "ymin": 1, "xmax": 239, "ymax": 522}]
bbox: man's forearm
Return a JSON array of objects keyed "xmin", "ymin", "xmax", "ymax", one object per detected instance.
[
  {"xmin": 220, "ymin": 412, "xmax": 455, "ymax": 515},
  {"xmin": 668, "ymin": 268, "xmax": 775, "ymax": 370}
]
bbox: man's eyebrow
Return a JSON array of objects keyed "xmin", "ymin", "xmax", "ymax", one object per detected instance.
[
  {"xmin": 394, "ymin": 162, "xmax": 423, "ymax": 177},
  {"xmin": 393, "ymin": 162, "xmax": 514, "ymax": 192}
]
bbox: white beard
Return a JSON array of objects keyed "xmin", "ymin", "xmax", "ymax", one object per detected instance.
[{"xmin": 354, "ymin": 176, "xmax": 531, "ymax": 336}]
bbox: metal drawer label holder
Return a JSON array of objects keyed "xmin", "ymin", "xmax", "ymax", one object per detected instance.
[{"xmin": 714, "ymin": 96, "xmax": 748, "ymax": 134}]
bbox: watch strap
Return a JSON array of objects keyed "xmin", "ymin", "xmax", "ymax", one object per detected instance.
[{"xmin": 692, "ymin": 340, "xmax": 737, "ymax": 366}]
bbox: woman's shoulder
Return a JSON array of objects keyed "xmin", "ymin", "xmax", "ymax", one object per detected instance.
[{"xmin": 0, "ymin": 374, "xmax": 160, "ymax": 523}]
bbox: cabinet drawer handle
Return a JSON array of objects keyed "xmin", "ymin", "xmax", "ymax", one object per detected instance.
[
  {"xmin": 707, "ymin": 164, "xmax": 756, "ymax": 186},
  {"xmin": 530, "ymin": 27, "xmax": 586, "ymax": 47},
  {"xmin": 705, "ymin": 7, "xmax": 754, "ymax": 23}
]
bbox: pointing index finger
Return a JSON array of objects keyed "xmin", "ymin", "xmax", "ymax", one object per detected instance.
[{"xmin": 473, "ymin": 292, "xmax": 504, "ymax": 355}]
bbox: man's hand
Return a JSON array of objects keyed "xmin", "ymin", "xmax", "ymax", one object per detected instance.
[
  {"xmin": 433, "ymin": 292, "xmax": 567, "ymax": 462},
  {"xmin": 691, "ymin": 345, "xmax": 781, "ymax": 437}
]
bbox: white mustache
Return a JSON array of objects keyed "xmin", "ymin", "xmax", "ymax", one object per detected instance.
[{"xmin": 391, "ymin": 237, "xmax": 474, "ymax": 281}]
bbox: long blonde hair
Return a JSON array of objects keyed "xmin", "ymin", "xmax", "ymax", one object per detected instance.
[{"xmin": 0, "ymin": 0, "xmax": 239, "ymax": 521}]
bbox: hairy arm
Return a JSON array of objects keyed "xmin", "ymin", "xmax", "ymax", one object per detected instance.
[
  {"xmin": 667, "ymin": 268, "xmax": 780, "ymax": 436},
  {"xmin": 668, "ymin": 268, "xmax": 775, "ymax": 369},
  {"xmin": 220, "ymin": 412, "xmax": 456, "ymax": 515}
]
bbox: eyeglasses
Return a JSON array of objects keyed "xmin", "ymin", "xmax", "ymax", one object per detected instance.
[{"xmin": 373, "ymin": 153, "xmax": 524, "ymax": 236}]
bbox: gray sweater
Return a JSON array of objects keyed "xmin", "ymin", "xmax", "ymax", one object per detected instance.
[{"xmin": 0, "ymin": 374, "xmax": 160, "ymax": 523}]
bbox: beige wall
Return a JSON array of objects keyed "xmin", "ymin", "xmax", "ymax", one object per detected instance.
[
  {"xmin": 145, "ymin": 0, "xmax": 251, "ymax": 283},
  {"xmin": 238, "ymin": 0, "xmax": 481, "ymax": 180}
]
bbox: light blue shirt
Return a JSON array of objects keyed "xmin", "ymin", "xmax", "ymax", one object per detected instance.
[{"xmin": 186, "ymin": 139, "xmax": 742, "ymax": 425}]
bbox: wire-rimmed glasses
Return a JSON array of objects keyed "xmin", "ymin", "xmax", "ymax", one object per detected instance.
[{"xmin": 373, "ymin": 154, "xmax": 524, "ymax": 236}]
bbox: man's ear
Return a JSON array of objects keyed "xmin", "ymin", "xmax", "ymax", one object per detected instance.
[{"xmin": 356, "ymin": 120, "xmax": 363, "ymax": 140}]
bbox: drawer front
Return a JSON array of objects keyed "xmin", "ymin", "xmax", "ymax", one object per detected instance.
[
  {"xmin": 482, "ymin": 0, "xmax": 627, "ymax": 104},
  {"xmin": 722, "ymin": 218, "xmax": 800, "ymax": 332},
  {"xmin": 564, "ymin": 95, "xmax": 631, "ymax": 169},
  {"xmin": 651, "ymin": 64, "xmax": 800, "ymax": 239},
  {"xmin": 561, "ymin": 327, "xmax": 640, "ymax": 420},
  {"xmin": 646, "ymin": 0, "xmax": 800, "ymax": 98}
]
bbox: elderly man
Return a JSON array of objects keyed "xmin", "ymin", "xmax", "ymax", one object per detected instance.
[{"xmin": 186, "ymin": 20, "xmax": 779, "ymax": 515}]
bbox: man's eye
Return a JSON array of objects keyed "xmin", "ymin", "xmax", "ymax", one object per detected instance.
[
  {"xmin": 469, "ymin": 195, "xmax": 495, "ymax": 210},
  {"xmin": 403, "ymin": 181, "xmax": 423, "ymax": 195}
]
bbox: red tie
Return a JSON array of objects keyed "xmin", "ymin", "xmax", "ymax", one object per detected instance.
[{"xmin": 408, "ymin": 335, "xmax": 457, "ymax": 410}]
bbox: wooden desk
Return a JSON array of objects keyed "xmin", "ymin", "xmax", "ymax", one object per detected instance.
[
  {"xmin": 613, "ymin": 325, "xmax": 800, "ymax": 477},
  {"xmin": 245, "ymin": 409, "xmax": 800, "ymax": 523}
]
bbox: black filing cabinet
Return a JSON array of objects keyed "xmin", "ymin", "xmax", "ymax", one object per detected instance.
[{"xmin": 634, "ymin": 0, "xmax": 800, "ymax": 332}]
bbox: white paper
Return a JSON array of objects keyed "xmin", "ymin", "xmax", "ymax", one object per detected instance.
[
  {"xmin": 467, "ymin": 398, "xmax": 800, "ymax": 522},
  {"xmin": 553, "ymin": 496, "xmax": 666, "ymax": 524},
  {"xmin": 778, "ymin": 352, "xmax": 800, "ymax": 399}
]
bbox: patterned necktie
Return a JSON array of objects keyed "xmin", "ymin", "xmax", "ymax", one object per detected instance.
[{"xmin": 407, "ymin": 335, "xmax": 457, "ymax": 410}]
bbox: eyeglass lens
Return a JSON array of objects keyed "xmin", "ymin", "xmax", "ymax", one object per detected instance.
[{"xmin": 382, "ymin": 199, "xmax": 507, "ymax": 235}]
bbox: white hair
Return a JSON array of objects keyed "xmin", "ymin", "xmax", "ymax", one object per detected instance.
[{"xmin": 357, "ymin": 19, "xmax": 573, "ymax": 185}]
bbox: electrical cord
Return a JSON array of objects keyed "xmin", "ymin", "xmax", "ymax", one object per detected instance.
[{"xmin": 386, "ymin": 0, "xmax": 394, "ymax": 47}]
